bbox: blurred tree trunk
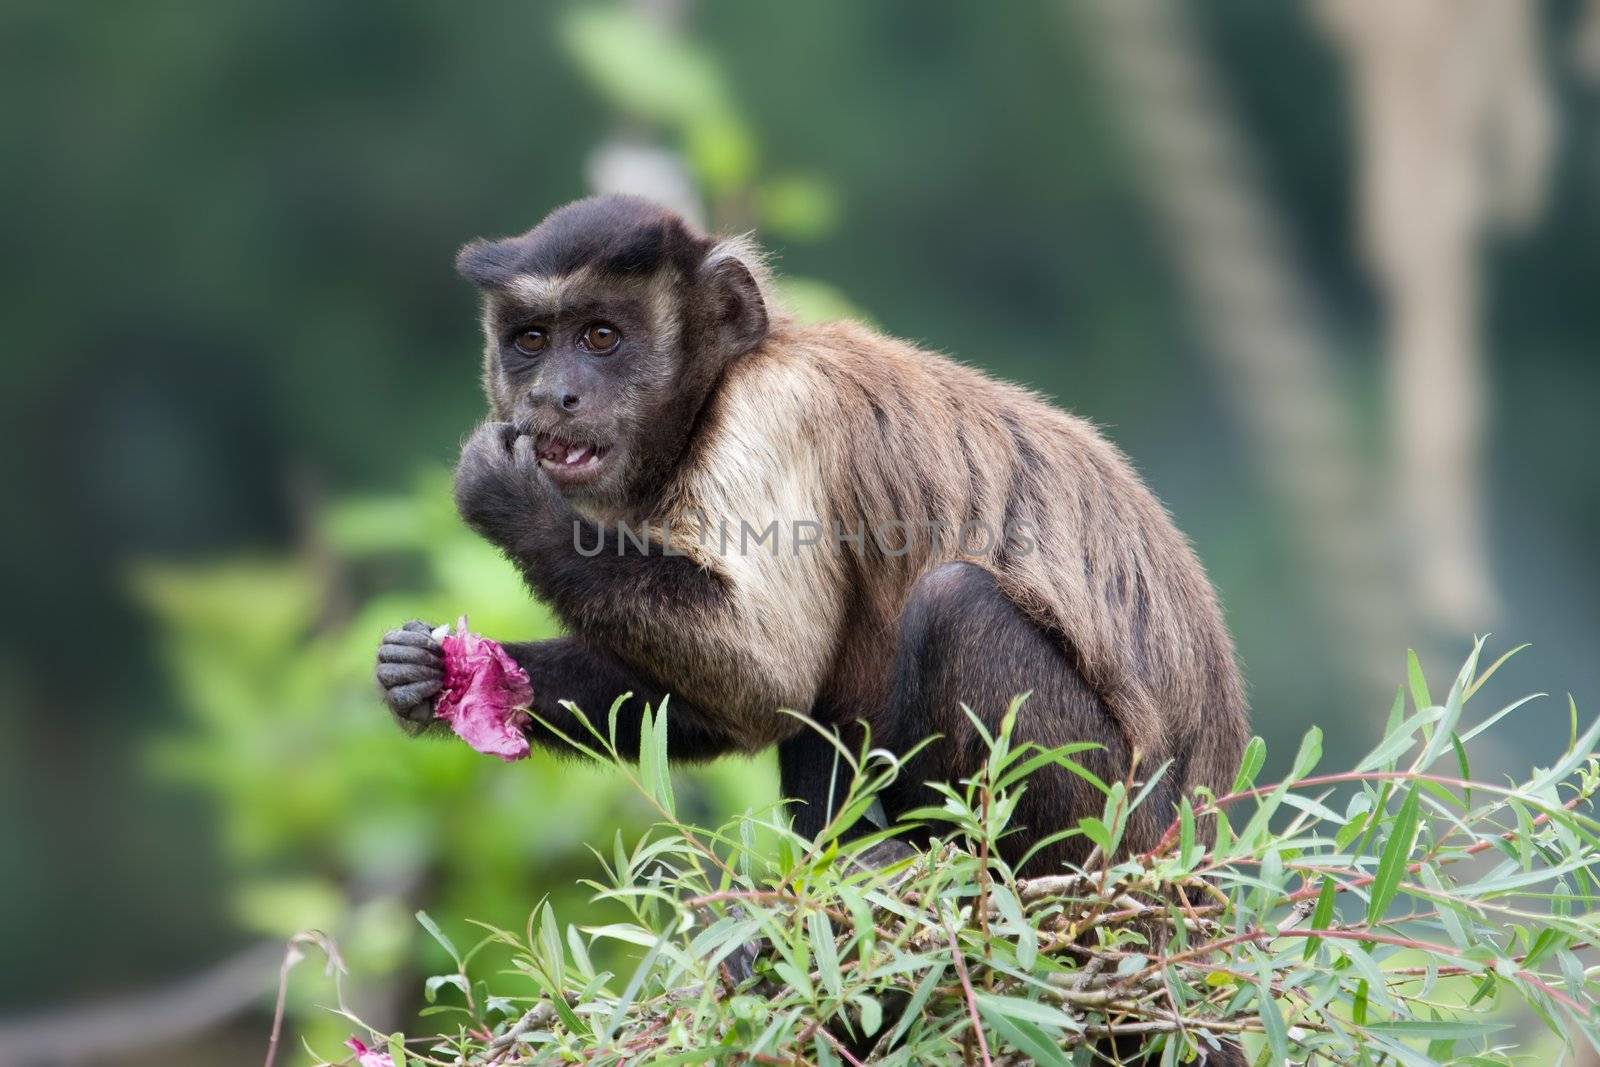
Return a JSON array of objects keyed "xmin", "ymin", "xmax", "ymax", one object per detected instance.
[
  {"xmin": 1069, "ymin": 0, "xmax": 1411, "ymax": 693},
  {"xmin": 1320, "ymin": 0, "xmax": 1554, "ymax": 634}
]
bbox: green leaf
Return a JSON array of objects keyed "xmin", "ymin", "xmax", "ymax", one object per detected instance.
[
  {"xmin": 976, "ymin": 998, "xmax": 1074, "ymax": 1066},
  {"xmin": 1079, "ymin": 817, "xmax": 1113, "ymax": 853},
  {"xmin": 1385, "ymin": 684, "xmax": 1405, "ymax": 735},
  {"xmin": 1364, "ymin": 1020, "xmax": 1511, "ymax": 1039},
  {"xmin": 1303, "ymin": 876, "xmax": 1338, "ymax": 960},
  {"xmin": 1464, "ymin": 642, "xmax": 1530, "ymax": 700},
  {"xmin": 415, "ymin": 911, "xmax": 460, "ymax": 968},
  {"xmin": 853, "ymin": 994, "xmax": 882, "ymax": 1037},
  {"xmin": 1367, "ymin": 785, "xmax": 1422, "ymax": 926},
  {"xmin": 1178, "ymin": 797, "xmax": 1198, "ymax": 870},
  {"xmin": 808, "ymin": 910, "xmax": 841, "ymax": 999},
  {"xmin": 1257, "ymin": 971, "xmax": 1288, "ymax": 1064},
  {"xmin": 637, "ymin": 700, "xmax": 676, "ymax": 815},
  {"xmin": 424, "ymin": 974, "xmax": 468, "ymax": 1004},
  {"xmin": 386, "ymin": 1034, "xmax": 408, "ymax": 1067},
  {"xmin": 1231, "ymin": 735, "xmax": 1267, "ymax": 793},
  {"xmin": 1451, "ymin": 733, "xmax": 1471, "ymax": 801},
  {"xmin": 887, "ymin": 964, "xmax": 945, "ymax": 1046},
  {"xmin": 972, "ymin": 993, "xmax": 1081, "ymax": 1031},
  {"xmin": 1291, "ymin": 725, "xmax": 1324, "ymax": 780},
  {"xmin": 1417, "ymin": 864, "xmax": 1468, "ymax": 949},
  {"xmin": 537, "ymin": 901, "xmax": 564, "ymax": 988},
  {"xmin": 1407, "ymin": 649, "xmax": 1432, "ymax": 710}
]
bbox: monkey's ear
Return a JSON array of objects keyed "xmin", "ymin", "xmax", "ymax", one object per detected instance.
[
  {"xmin": 700, "ymin": 256, "xmax": 769, "ymax": 356},
  {"xmin": 456, "ymin": 239, "xmax": 520, "ymax": 289}
]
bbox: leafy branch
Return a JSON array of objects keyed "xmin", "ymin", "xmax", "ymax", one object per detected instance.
[{"xmin": 308, "ymin": 640, "xmax": 1599, "ymax": 1065}]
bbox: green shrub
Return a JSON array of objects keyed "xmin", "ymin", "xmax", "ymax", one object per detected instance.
[
  {"xmin": 139, "ymin": 470, "xmax": 774, "ymax": 1060},
  {"xmin": 300, "ymin": 641, "xmax": 1599, "ymax": 1065}
]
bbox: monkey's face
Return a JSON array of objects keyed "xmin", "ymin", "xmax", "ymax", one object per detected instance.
[
  {"xmin": 482, "ymin": 279, "xmax": 682, "ymax": 510},
  {"xmin": 456, "ymin": 196, "xmax": 770, "ymax": 517}
]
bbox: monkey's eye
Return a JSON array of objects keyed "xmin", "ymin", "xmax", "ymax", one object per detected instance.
[
  {"xmin": 581, "ymin": 322, "xmax": 621, "ymax": 353},
  {"xmin": 511, "ymin": 329, "xmax": 547, "ymax": 356}
]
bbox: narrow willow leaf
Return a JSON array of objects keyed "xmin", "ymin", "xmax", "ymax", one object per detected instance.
[
  {"xmin": 1385, "ymin": 684, "xmax": 1405, "ymax": 735},
  {"xmin": 1420, "ymin": 657, "xmax": 1471, "ymax": 770},
  {"xmin": 1232, "ymin": 735, "xmax": 1266, "ymax": 793},
  {"xmin": 808, "ymin": 910, "xmax": 841, "ymax": 999},
  {"xmin": 887, "ymin": 964, "xmax": 945, "ymax": 1046},
  {"xmin": 537, "ymin": 901, "xmax": 564, "ymax": 987},
  {"xmin": 1407, "ymin": 649, "xmax": 1431, "ymax": 710},
  {"xmin": 1451, "ymin": 733, "xmax": 1471, "ymax": 805},
  {"xmin": 1079, "ymin": 817, "xmax": 1113, "ymax": 853},
  {"xmin": 1257, "ymin": 970, "xmax": 1289, "ymax": 1064},
  {"xmin": 975, "ymin": 999, "xmax": 1073, "ymax": 1067},
  {"xmin": 607, "ymin": 691, "xmax": 632, "ymax": 752},
  {"xmin": 1212, "ymin": 809, "xmax": 1234, "ymax": 859},
  {"xmin": 1464, "ymin": 642, "xmax": 1529, "ymax": 699},
  {"xmin": 415, "ymin": 911, "xmax": 461, "ymax": 967},
  {"xmin": 1365, "ymin": 1020, "xmax": 1510, "ymax": 1039},
  {"xmin": 1367, "ymin": 785, "xmax": 1422, "ymax": 925},
  {"xmin": 1417, "ymin": 864, "xmax": 1468, "ymax": 949},
  {"xmin": 972, "ymin": 993, "xmax": 1080, "ymax": 1030},
  {"xmin": 1303, "ymin": 876, "xmax": 1337, "ymax": 960},
  {"xmin": 1291, "ymin": 725, "xmax": 1323, "ymax": 779},
  {"xmin": 1458, "ymin": 692, "xmax": 1543, "ymax": 744},
  {"xmin": 653, "ymin": 696, "xmax": 675, "ymax": 815},
  {"xmin": 1178, "ymin": 797, "xmax": 1197, "ymax": 870},
  {"xmin": 637, "ymin": 704, "xmax": 660, "ymax": 806}
]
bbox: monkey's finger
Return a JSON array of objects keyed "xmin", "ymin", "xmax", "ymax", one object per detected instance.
[
  {"xmin": 387, "ymin": 679, "xmax": 442, "ymax": 715},
  {"xmin": 383, "ymin": 628, "xmax": 440, "ymax": 649},
  {"xmin": 377, "ymin": 662, "xmax": 442, "ymax": 687},
  {"xmin": 378, "ymin": 644, "xmax": 443, "ymax": 667},
  {"xmin": 400, "ymin": 619, "xmax": 437, "ymax": 635}
]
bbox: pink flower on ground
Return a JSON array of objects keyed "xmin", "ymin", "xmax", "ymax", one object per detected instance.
[
  {"xmin": 345, "ymin": 1036, "xmax": 395, "ymax": 1067},
  {"xmin": 434, "ymin": 616, "xmax": 533, "ymax": 761}
]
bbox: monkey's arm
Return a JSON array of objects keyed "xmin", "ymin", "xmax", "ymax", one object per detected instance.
[
  {"xmin": 504, "ymin": 636, "xmax": 740, "ymax": 761},
  {"xmin": 377, "ymin": 625, "xmax": 739, "ymax": 762},
  {"xmin": 453, "ymin": 422, "xmax": 802, "ymax": 742}
]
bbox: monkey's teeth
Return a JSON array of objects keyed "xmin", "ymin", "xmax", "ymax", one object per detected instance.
[{"xmin": 566, "ymin": 447, "xmax": 585, "ymax": 464}]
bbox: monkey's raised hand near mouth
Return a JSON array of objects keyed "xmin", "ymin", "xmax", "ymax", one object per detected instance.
[
  {"xmin": 376, "ymin": 194, "xmax": 1250, "ymax": 885},
  {"xmin": 451, "ymin": 420, "xmax": 563, "ymax": 550}
]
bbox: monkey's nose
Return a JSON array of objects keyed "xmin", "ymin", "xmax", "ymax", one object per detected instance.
[{"xmin": 560, "ymin": 393, "xmax": 581, "ymax": 412}]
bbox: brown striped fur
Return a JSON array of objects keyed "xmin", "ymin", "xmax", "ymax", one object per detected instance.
[{"xmin": 656, "ymin": 310, "xmax": 1248, "ymax": 833}]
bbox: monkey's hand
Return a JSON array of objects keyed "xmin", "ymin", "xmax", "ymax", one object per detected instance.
[
  {"xmin": 453, "ymin": 420, "xmax": 557, "ymax": 548},
  {"xmin": 376, "ymin": 620, "xmax": 445, "ymax": 735}
]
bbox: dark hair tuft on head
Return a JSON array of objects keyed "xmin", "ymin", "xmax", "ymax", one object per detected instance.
[{"xmin": 456, "ymin": 196, "xmax": 711, "ymax": 289}]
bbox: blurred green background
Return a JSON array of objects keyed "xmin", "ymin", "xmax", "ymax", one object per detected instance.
[{"xmin": 2, "ymin": 1, "xmax": 1598, "ymax": 1063}]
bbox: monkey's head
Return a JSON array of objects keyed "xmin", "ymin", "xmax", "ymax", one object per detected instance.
[{"xmin": 456, "ymin": 195, "xmax": 770, "ymax": 515}]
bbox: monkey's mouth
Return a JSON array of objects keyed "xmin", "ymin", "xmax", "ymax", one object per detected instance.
[{"xmin": 533, "ymin": 432, "xmax": 609, "ymax": 483}]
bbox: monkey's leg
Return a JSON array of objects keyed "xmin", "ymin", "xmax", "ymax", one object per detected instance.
[
  {"xmin": 776, "ymin": 730, "xmax": 856, "ymax": 842},
  {"xmin": 875, "ymin": 561, "xmax": 1152, "ymax": 873},
  {"xmin": 874, "ymin": 563, "xmax": 1241, "ymax": 1065}
]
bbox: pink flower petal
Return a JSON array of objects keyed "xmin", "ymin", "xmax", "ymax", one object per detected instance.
[
  {"xmin": 433, "ymin": 616, "xmax": 533, "ymax": 761},
  {"xmin": 345, "ymin": 1036, "xmax": 395, "ymax": 1067}
]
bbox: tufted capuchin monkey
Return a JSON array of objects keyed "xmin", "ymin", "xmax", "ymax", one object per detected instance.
[{"xmin": 376, "ymin": 194, "xmax": 1249, "ymax": 878}]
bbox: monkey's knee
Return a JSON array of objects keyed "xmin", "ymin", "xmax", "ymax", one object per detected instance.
[
  {"xmin": 884, "ymin": 561, "xmax": 1014, "ymax": 753},
  {"xmin": 898, "ymin": 561, "xmax": 1002, "ymax": 654}
]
